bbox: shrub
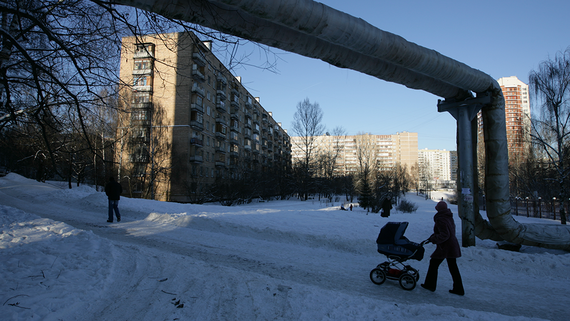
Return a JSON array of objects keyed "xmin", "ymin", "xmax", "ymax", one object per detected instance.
[{"xmin": 397, "ymin": 199, "xmax": 418, "ymax": 213}]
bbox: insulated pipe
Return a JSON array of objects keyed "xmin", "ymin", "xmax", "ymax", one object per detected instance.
[{"xmin": 110, "ymin": 0, "xmax": 570, "ymax": 250}]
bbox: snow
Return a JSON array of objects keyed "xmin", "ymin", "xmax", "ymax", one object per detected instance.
[{"xmin": 1, "ymin": 173, "xmax": 568, "ymax": 321}]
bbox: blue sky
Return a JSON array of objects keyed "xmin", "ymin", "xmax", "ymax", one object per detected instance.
[{"xmin": 213, "ymin": 0, "xmax": 570, "ymax": 151}]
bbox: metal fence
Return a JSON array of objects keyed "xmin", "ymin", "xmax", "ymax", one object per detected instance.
[{"xmin": 509, "ymin": 197, "xmax": 568, "ymax": 222}]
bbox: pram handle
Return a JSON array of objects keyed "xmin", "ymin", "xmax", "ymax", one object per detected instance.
[{"xmin": 420, "ymin": 239, "xmax": 430, "ymax": 245}]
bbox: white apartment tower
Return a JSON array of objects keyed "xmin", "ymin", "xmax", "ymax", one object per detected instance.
[{"xmin": 418, "ymin": 148, "xmax": 457, "ymax": 189}]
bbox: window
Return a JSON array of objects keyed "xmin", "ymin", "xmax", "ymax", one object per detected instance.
[
  {"xmin": 133, "ymin": 76, "xmax": 150, "ymax": 86},
  {"xmin": 134, "ymin": 58, "xmax": 152, "ymax": 70},
  {"xmin": 207, "ymin": 106, "xmax": 211, "ymax": 116},
  {"xmin": 132, "ymin": 92, "xmax": 150, "ymax": 103}
]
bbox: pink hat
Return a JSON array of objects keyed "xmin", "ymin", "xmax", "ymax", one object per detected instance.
[{"xmin": 435, "ymin": 201, "xmax": 448, "ymax": 211}]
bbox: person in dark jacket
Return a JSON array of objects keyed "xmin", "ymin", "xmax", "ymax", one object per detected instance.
[
  {"xmin": 105, "ymin": 177, "xmax": 123, "ymax": 223},
  {"xmin": 380, "ymin": 196, "xmax": 392, "ymax": 217},
  {"xmin": 421, "ymin": 201, "xmax": 464, "ymax": 295}
]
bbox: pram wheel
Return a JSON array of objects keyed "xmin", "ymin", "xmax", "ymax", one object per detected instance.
[
  {"xmin": 399, "ymin": 273, "xmax": 416, "ymax": 291},
  {"xmin": 369, "ymin": 268, "xmax": 386, "ymax": 285},
  {"xmin": 406, "ymin": 267, "xmax": 420, "ymax": 282}
]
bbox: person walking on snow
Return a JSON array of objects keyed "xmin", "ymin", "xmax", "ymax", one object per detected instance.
[
  {"xmin": 381, "ymin": 196, "xmax": 392, "ymax": 217},
  {"xmin": 421, "ymin": 201, "xmax": 464, "ymax": 295},
  {"xmin": 105, "ymin": 176, "xmax": 123, "ymax": 223}
]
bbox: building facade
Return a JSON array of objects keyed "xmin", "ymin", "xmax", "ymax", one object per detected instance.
[
  {"xmin": 478, "ymin": 76, "xmax": 530, "ymax": 162},
  {"xmin": 499, "ymin": 76, "xmax": 531, "ymax": 160},
  {"xmin": 117, "ymin": 32, "xmax": 291, "ymax": 202},
  {"xmin": 291, "ymin": 132, "xmax": 418, "ymax": 176},
  {"xmin": 418, "ymin": 148, "xmax": 458, "ymax": 189}
]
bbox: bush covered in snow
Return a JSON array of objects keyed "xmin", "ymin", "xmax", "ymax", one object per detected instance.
[{"xmin": 397, "ymin": 199, "xmax": 418, "ymax": 213}]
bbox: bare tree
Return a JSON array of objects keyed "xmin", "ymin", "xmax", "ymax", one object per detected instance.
[
  {"xmin": 315, "ymin": 127, "xmax": 346, "ymax": 179},
  {"xmin": 291, "ymin": 98, "xmax": 325, "ymax": 200},
  {"xmin": 0, "ymin": 1, "xmax": 283, "ymax": 189},
  {"xmin": 354, "ymin": 133, "xmax": 377, "ymax": 210},
  {"xmin": 529, "ymin": 47, "xmax": 570, "ymax": 224}
]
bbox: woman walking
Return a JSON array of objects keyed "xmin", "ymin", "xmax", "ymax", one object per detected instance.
[{"xmin": 421, "ymin": 201, "xmax": 464, "ymax": 295}]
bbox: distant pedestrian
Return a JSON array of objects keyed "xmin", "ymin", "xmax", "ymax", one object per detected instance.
[
  {"xmin": 421, "ymin": 201, "xmax": 464, "ymax": 295},
  {"xmin": 381, "ymin": 196, "xmax": 392, "ymax": 217},
  {"xmin": 105, "ymin": 177, "xmax": 123, "ymax": 223},
  {"xmin": 349, "ymin": 204, "xmax": 353, "ymax": 211}
]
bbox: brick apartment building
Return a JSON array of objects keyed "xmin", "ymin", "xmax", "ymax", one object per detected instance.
[{"xmin": 116, "ymin": 32, "xmax": 291, "ymax": 202}]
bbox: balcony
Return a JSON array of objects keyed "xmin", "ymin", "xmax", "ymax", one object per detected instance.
[
  {"xmin": 131, "ymin": 102, "xmax": 152, "ymax": 110},
  {"xmin": 190, "ymin": 121, "xmax": 204, "ymax": 131},
  {"xmin": 192, "ymin": 83, "xmax": 205, "ymax": 97},
  {"xmin": 129, "ymin": 153, "xmax": 149, "ymax": 163},
  {"xmin": 216, "ymin": 100, "xmax": 226, "ymax": 113},
  {"xmin": 215, "ymin": 131, "xmax": 226, "ymax": 140},
  {"xmin": 129, "ymin": 136, "xmax": 150, "ymax": 145},
  {"xmin": 132, "ymin": 68, "xmax": 152, "ymax": 76},
  {"xmin": 130, "ymin": 119, "xmax": 151, "ymax": 127},
  {"xmin": 133, "ymin": 85, "xmax": 152, "ymax": 92},
  {"xmin": 133, "ymin": 49, "xmax": 154, "ymax": 59},
  {"xmin": 189, "ymin": 155, "xmax": 203, "ymax": 163},
  {"xmin": 215, "ymin": 161, "xmax": 226, "ymax": 168},
  {"xmin": 217, "ymin": 89, "xmax": 227, "ymax": 100},
  {"xmin": 192, "ymin": 69, "xmax": 205, "ymax": 81},
  {"xmin": 190, "ymin": 103, "xmax": 204, "ymax": 113},
  {"xmin": 190, "ymin": 138, "xmax": 203, "ymax": 146},
  {"xmin": 217, "ymin": 73, "xmax": 228, "ymax": 85},
  {"xmin": 215, "ymin": 117, "xmax": 227, "ymax": 126},
  {"xmin": 192, "ymin": 52, "xmax": 206, "ymax": 66}
]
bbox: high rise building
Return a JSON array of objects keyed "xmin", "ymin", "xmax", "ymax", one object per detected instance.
[
  {"xmin": 418, "ymin": 148, "xmax": 457, "ymax": 189},
  {"xmin": 117, "ymin": 32, "xmax": 291, "ymax": 202},
  {"xmin": 291, "ymin": 132, "xmax": 418, "ymax": 175},
  {"xmin": 499, "ymin": 76, "xmax": 531, "ymax": 160},
  {"xmin": 478, "ymin": 76, "xmax": 530, "ymax": 162}
]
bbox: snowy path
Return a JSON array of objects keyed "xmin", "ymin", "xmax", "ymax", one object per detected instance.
[{"xmin": 1, "ymin": 178, "xmax": 567, "ymax": 320}]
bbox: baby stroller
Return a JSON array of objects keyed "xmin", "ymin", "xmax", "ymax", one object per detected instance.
[{"xmin": 370, "ymin": 222, "xmax": 427, "ymax": 290}]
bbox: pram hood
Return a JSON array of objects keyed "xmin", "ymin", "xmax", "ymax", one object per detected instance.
[
  {"xmin": 376, "ymin": 222, "xmax": 411, "ymax": 245},
  {"xmin": 376, "ymin": 222, "xmax": 424, "ymax": 261}
]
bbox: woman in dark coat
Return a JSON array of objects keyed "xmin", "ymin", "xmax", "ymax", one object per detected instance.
[
  {"xmin": 421, "ymin": 201, "xmax": 464, "ymax": 295},
  {"xmin": 380, "ymin": 196, "xmax": 392, "ymax": 217}
]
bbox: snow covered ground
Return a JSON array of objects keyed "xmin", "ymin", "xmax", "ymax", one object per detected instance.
[{"xmin": 1, "ymin": 173, "xmax": 569, "ymax": 321}]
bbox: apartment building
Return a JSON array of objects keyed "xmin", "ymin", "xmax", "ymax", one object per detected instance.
[
  {"xmin": 418, "ymin": 148, "xmax": 458, "ymax": 189},
  {"xmin": 291, "ymin": 132, "xmax": 418, "ymax": 175},
  {"xmin": 478, "ymin": 76, "xmax": 531, "ymax": 162},
  {"xmin": 117, "ymin": 32, "xmax": 291, "ymax": 202},
  {"xmin": 499, "ymin": 76, "xmax": 531, "ymax": 160}
]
